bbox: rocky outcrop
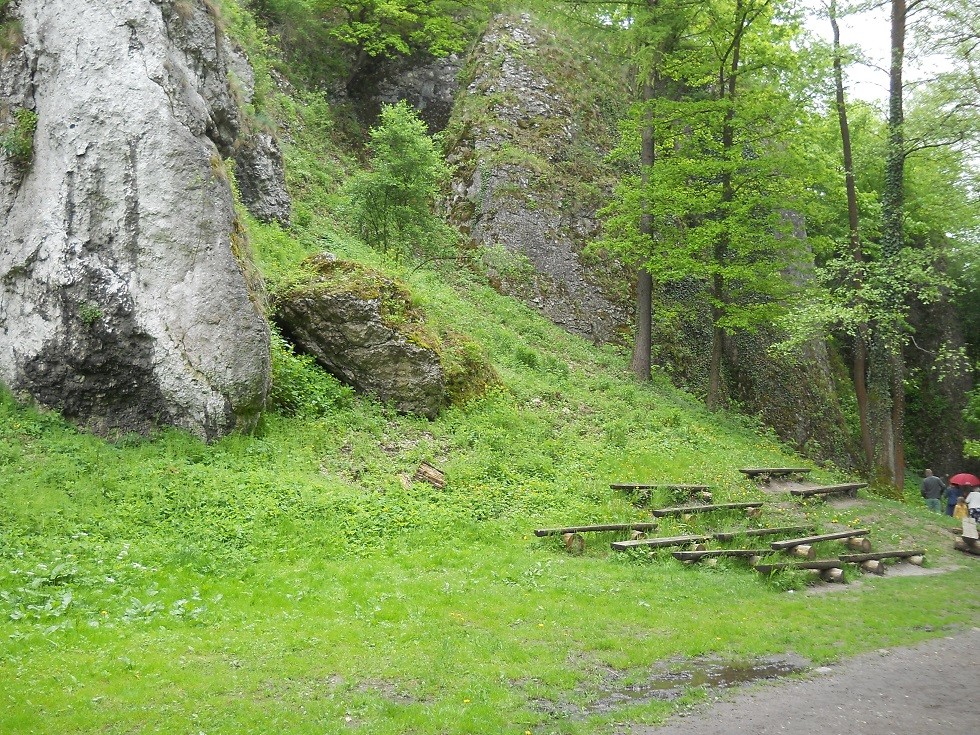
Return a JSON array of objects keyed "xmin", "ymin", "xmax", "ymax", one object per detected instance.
[
  {"xmin": 368, "ymin": 54, "xmax": 463, "ymax": 134},
  {"xmin": 233, "ymin": 130, "xmax": 290, "ymax": 226},
  {"xmin": 445, "ymin": 12, "xmax": 630, "ymax": 344},
  {"xmin": 274, "ymin": 254, "xmax": 497, "ymax": 418},
  {"xmin": 0, "ymin": 0, "xmax": 270, "ymax": 440}
]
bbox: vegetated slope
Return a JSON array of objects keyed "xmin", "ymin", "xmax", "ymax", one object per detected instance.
[{"xmin": 1, "ymin": 4, "xmax": 977, "ymax": 735}]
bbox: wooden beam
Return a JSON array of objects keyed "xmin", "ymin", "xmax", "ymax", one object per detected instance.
[
  {"xmin": 839, "ymin": 549, "xmax": 925, "ymax": 563},
  {"xmin": 651, "ymin": 502, "xmax": 763, "ymax": 517},
  {"xmin": 739, "ymin": 467, "xmax": 812, "ymax": 478},
  {"xmin": 610, "ymin": 483, "xmax": 711, "ymax": 491},
  {"xmin": 611, "ymin": 534, "xmax": 710, "ymax": 551},
  {"xmin": 754, "ymin": 559, "xmax": 843, "ymax": 572},
  {"xmin": 534, "ymin": 522, "xmax": 659, "ymax": 537},
  {"xmin": 770, "ymin": 528, "xmax": 871, "ymax": 550},
  {"xmin": 954, "ymin": 537, "xmax": 980, "ymax": 555},
  {"xmin": 790, "ymin": 483, "xmax": 867, "ymax": 497},
  {"xmin": 712, "ymin": 525, "xmax": 814, "ymax": 542},
  {"xmin": 672, "ymin": 549, "xmax": 770, "ymax": 561}
]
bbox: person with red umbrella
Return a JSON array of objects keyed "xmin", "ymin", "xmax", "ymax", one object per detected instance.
[
  {"xmin": 948, "ymin": 472, "xmax": 980, "ymax": 517},
  {"xmin": 967, "ymin": 486, "xmax": 980, "ymax": 522}
]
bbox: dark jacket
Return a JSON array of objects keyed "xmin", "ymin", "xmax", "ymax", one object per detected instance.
[{"xmin": 921, "ymin": 475, "xmax": 944, "ymax": 500}]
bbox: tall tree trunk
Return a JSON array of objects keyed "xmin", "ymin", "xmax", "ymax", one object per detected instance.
[
  {"xmin": 878, "ymin": 0, "xmax": 907, "ymax": 487},
  {"xmin": 632, "ymin": 81, "xmax": 656, "ymax": 380},
  {"xmin": 830, "ymin": 0, "xmax": 873, "ymax": 470},
  {"xmin": 707, "ymin": 0, "xmax": 744, "ymax": 410}
]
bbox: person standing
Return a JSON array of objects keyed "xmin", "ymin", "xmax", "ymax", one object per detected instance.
[
  {"xmin": 920, "ymin": 469, "xmax": 944, "ymax": 513},
  {"xmin": 967, "ymin": 486, "xmax": 980, "ymax": 522},
  {"xmin": 945, "ymin": 482, "xmax": 962, "ymax": 517}
]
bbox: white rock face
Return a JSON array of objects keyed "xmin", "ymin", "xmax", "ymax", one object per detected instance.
[{"xmin": 0, "ymin": 0, "xmax": 270, "ymax": 440}]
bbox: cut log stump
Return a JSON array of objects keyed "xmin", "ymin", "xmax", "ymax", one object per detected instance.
[
  {"xmin": 820, "ymin": 567, "xmax": 845, "ymax": 583},
  {"xmin": 789, "ymin": 544, "xmax": 815, "ymax": 560},
  {"xmin": 954, "ymin": 537, "xmax": 980, "ymax": 555},
  {"xmin": 845, "ymin": 537, "xmax": 872, "ymax": 553},
  {"xmin": 860, "ymin": 560, "xmax": 885, "ymax": 575},
  {"xmin": 563, "ymin": 533, "xmax": 584, "ymax": 555}
]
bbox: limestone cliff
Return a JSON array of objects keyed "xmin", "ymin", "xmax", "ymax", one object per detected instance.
[
  {"xmin": 446, "ymin": 11, "xmax": 853, "ymax": 463},
  {"xmin": 0, "ymin": 0, "xmax": 271, "ymax": 440}
]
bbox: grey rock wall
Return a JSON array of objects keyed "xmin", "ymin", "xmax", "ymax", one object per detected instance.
[
  {"xmin": 0, "ymin": 0, "xmax": 270, "ymax": 440},
  {"xmin": 446, "ymin": 13, "xmax": 630, "ymax": 344}
]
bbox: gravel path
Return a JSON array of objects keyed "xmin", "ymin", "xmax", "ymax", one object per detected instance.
[{"xmin": 634, "ymin": 628, "xmax": 979, "ymax": 735}]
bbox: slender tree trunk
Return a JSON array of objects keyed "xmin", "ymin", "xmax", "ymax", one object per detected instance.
[
  {"xmin": 830, "ymin": 0, "xmax": 873, "ymax": 469},
  {"xmin": 632, "ymin": 81, "xmax": 656, "ymax": 380},
  {"xmin": 879, "ymin": 0, "xmax": 907, "ymax": 486},
  {"xmin": 707, "ymin": 0, "xmax": 744, "ymax": 410}
]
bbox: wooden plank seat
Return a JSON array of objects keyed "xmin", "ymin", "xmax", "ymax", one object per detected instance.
[
  {"xmin": 611, "ymin": 534, "xmax": 710, "ymax": 551},
  {"xmin": 610, "ymin": 483, "xmax": 711, "ymax": 491},
  {"xmin": 753, "ymin": 559, "xmax": 843, "ymax": 572},
  {"xmin": 612, "ymin": 484, "xmax": 714, "ymax": 504},
  {"xmin": 534, "ymin": 522, "xmax": 659, "ymax": 537},
  {"xmin": 672, "ymin": 549, "xmax": 770, "ymax": 562},
  {"xmin": 712, "ymin": 525, "xmax": 814, "ymax": 542},
  {"xmin": 839, "ymin": 549, "xmax": 925, "ymax": 563},
  {"xmin": 651, "ymin": 501, "xmax": 763, "ymax": 518},
  {"xmin": 739, "ymin": 467, "xmax": 812, "ymax": 480},
  {"xmin": 770, "ymin": 528, "xmax": 871, "ymax": 550},
  {"xmin": 790, "ymin": 483, "xmax": 867, "ymax": 498}
]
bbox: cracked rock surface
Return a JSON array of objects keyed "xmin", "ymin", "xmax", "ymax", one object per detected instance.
[{"xmin": 0, "ymin": 0, "xmax": 270, "ymax": 440}]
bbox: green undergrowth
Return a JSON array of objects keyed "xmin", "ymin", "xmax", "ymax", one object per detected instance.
[{"xmin": 2, "ymin": 3, "xmax": 978, "ymax": 734}]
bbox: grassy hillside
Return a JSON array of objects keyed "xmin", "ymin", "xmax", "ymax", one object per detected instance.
[{"xmin": 1, "ymin": 3, "xmax": 977, "ymax": 734}]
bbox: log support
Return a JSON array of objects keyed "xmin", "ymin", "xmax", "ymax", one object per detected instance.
[
  {"xmin": 845, "ymin": 537, "xmax": 872, "ymax": 553},
  {"xmin": 563, "ymin": 533, "xmax": 584, "ymax": 555},
  {"xmin": 820, "ymin": 567, "xmax": 845, "ymax": 583},
  {"xmin": 860, "ymin": 560, "xmax": 885, "ymax": 575},
  {"xmin": 789, "ymin": 544, "xmax": 815, "ymax": 560}
]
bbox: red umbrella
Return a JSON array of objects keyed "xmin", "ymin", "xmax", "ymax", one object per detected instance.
[{"xmin": 948, "ymin": 472, "xmax": 980, "ymax": 487}]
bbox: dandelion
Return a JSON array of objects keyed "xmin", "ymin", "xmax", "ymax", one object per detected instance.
[{"xmin": 463, "ymin": 699, "xmax": 471, "ymax": 703}]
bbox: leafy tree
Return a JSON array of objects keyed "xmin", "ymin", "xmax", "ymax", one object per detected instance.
[
  {"xmin": 598, "ymin": 0, "xmax": 813, "ymax": 407},
  {"xmin": 344, "ymin": 100, "xmax": 454, "ymax": 259}
]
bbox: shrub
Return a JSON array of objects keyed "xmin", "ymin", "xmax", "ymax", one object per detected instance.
[
  {"xmin": 268, "ymin": 329, "xmax": 353, "ymax": 416},
  {"xmin": 0, "ymin": 107, "xmax": 38, "ymax": 166},
  {"xmin": 344, "ymin": 101, "xmax": 456, "ymax": 261}
]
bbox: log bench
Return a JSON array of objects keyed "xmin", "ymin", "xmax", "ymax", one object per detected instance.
[
  {"xmin": 611, "ymin": 534, "xmax": 711, "ymax": 551},
  {"xmin": 839, "ymin": 549, "xmax": 926, "ymax": 574},
  {"xmin": 790, "ymin": 483, "xmax": 867, "ymax": 498},
  {"xmin": 535, "ymin": 523, "xmax": 660, "ymax": 554},
  {"xmin": 611, "ymin": 484, "xmax": 713, "ymax": 504},
  {"xmin": 672, "ymin": 549, "xmax": 770, "ymax": 562},
  {"xmin": 651, "ymin": 501, "xmax": 763, "ymax": 518},
  {"xmin": 712, "ymin": 525, "xmax": 814, "ymax": 542},
  {"xmin": 753, "ymin": 559, "xmax": 846, "ymax": 582},
  {"xmin": 770, "ymin": 528, "xmax": 871, "ymax": 551},
  {"xmin": 739, "ymin": 467, "xmax": 812, "ymax": 481},
  {"xmin": 533, "ymin": 523, "xmax": 660, "ymax": 537}
]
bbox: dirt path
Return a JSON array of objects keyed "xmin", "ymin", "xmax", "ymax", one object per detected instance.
[{"xmin": 633, "ymin": 628, "xmax": 979, "ymax": 735}]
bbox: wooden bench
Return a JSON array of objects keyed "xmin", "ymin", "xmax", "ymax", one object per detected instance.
[
  {"xmin": 672, "ymin": 549, "xmax": 770, "ymax": 562},
  {"xmin": 651, "ymin": 501, "xmax": 763, "ymax": 518},
  {"xmin": 753, "ymin": 559, "xmax": 843, "ymax": 572},
  {"xmin": 611, "ymin": 484, "xmax": 713, "ymax": 504},
  {"xmin": 712, "ymin": 525, "xmax": 814, "ymax": 542},
  {"xmin": 533, "ymin": 523, "xmax": 659, "ymax": 537},
  {"xmin": 611, "ymin": 534, "xmax": 710, "ymax": 551},
  {"xmin": 790, "ymin": 483, "xmax": 867, "ymax": 498},
  {"xmin": 770, "ymin": 528, "xmax": 871, "ymax": 551},
  {"xmin": 840, "ymin": 549, "xmax": 926, "ymax": 574},
  {"xmin": 739, "ymin": 467, "xmax": 812, "ymax": 481}
]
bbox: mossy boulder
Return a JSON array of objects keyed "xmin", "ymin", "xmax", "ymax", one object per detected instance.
[{"xmin": 272, "ymin": 254, "xmax": 498, "ymax": 417}]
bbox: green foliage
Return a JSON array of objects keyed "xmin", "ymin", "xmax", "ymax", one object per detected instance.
[
  {"xmin": 0, "ymin": 107, "xmax": 37, "ymax": 165},
  {"xmin": 344, "ymin": 100, "xmax": 456, "ymax": 260},
  {"xmin": 269, "ymin": 329, "xmax": 354, "ymax": 416}
]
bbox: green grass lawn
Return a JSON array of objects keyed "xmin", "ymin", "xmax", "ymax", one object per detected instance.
[
  {"xmin": 3, "ymin": 37, "xmax": 978, "ymax": 732},
  {"xmin": 2, "ymin": 272, "xmax": 977, "ymax": 733}
]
